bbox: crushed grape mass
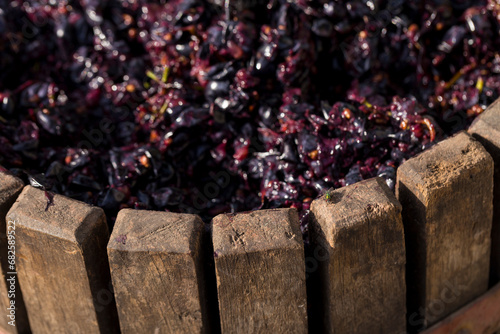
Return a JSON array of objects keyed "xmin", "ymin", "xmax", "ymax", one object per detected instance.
[{"xmin": 1, "ymin": 0, "xmax": 500, "ymax": 234}]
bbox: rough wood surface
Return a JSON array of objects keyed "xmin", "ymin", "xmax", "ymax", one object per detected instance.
[
  {"xmin": 108, "ymin": 209, "xmax": 211, "ymax": 334},
  {"xmin": 308, "ymin": 177, "xmax": 406, "ymax": 334},
  {"xmin": 6, "ymin": 186, "xmax": 119, "ymax": 334},
  {"xmin": 469, "ymin": 98, "xmax": 500, "ymax": 285},
  {"xmin": 212, "ymin": 208, "xmax": 308, "ymax": 333},
  {"xmin": 396, "ymin": 131, "xmax": 494, "ymax": 331},
  {"xmin": 0, "ymin": 172, "xmax": 29, "ymax": 334},
  {"xmin": 422, "ymin": 282, "xmax": 500, "ymax": 334}
]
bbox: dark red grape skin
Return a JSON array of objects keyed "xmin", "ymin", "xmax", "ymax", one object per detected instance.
[{"xmin": 0, "ymin": 0, "xmax": 499, "ymax": 238}]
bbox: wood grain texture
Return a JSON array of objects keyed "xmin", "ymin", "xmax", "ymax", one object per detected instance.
[
  {"xmin": 422, "ymin": 282, "xmax": 500, "ymax": 334},
  {"xmin": 0, "ymin": 172, "xmax": 29, "ymax": 334},
  {"xmin": 212, "ymin": 208, "xmax": 308, "ymax": 334},
  {"xmin": 6, "ymin": 186, "xmax": 119, "ymax": 334},
  {"xmin": 396, "ymin": 131, "xmax": 494, "ymax": 331},
  {"xmin": 309, "ymin": 177, "xmax": 406, "ymax": 334},
  {"xmin": 469, "ymin": 98, "xmax": 500, "ymax": 285},
  {"xmin": 108, "ymin": 209, "xmax": 211, "ymax": 334}
]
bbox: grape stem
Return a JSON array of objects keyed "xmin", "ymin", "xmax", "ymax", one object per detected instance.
[{"xmin": 225, "ymin": 0, "xmax": 231, "ymax": 23}]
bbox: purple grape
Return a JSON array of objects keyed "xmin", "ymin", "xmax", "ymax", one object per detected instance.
[{"xmin": 0, "ymin": 0, "xmax": 497, "ymax": 232}]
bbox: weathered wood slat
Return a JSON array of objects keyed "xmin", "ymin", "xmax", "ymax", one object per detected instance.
[
  {"xmin": 422, "ymin": 282, "xmax": 500, "ymax": 334},
  {"xmin": 6, "ymin": 186, "xmax": 119, "ymax": 333},
  {"xmin": 108, "ymin": 209, "xmax": 212, "ymax": 333},
  {"xmin": 308, "ymin": 177, "xmax": 406, "ymax": 334},
  {"xmin": 396, "ymin": 131, "xmax": 494, "ymax": 331},
  {"xmin": 212, "ymin": 208, "xmax": 308, "ymax": 333},
  {"xmin": 0, "ymin": 172, "xmax": 29, "ymax": 334},
  {"xmin": 469, "ymin": 98, "xmax": 500, "ymax": 285}
]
